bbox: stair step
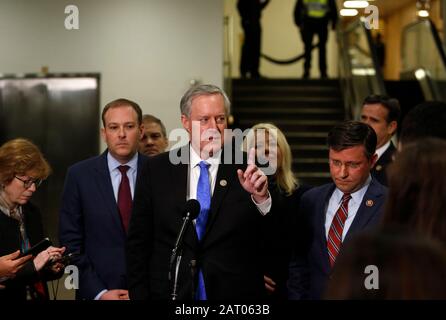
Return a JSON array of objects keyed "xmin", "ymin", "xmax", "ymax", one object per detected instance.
[{"xmin": 235, "ymin": 107, "xmax": 343, "ymax": 115}]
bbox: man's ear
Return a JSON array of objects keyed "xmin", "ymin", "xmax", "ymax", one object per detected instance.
[
  {"xmin": 370, "ymin": 153, "xmax": 378, "ymax": 168},
  {"xmin": 100, "ymin": 127, "xmax": 106, "ymax": 142},
  {"xmin": 387, "ymin": 120, "xmax": 397, "ymax": 136},
  {"xmin": 138, "ymin": 124, "xmax": 144, "ymax": 140},
  {"xmin": 181, "ymin": 114, "xmax": 190, "ymax": 133}
]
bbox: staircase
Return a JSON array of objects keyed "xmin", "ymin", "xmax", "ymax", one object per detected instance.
[{"xmin": 231, "ymin": 78, "xmax": 345, "ymax": 187}]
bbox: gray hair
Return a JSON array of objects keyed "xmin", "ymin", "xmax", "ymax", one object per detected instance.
[{"xmin": 180, "ymin": 84, "xmax": 231, "ymax": 117}]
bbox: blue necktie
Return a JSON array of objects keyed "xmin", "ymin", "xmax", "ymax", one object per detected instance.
[{"xmin": 195, "ymin": 161, "xmax": 211, "ymax": 300}]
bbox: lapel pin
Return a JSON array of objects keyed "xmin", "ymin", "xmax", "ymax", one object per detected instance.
[
  {"xmin": 219, "ymin": 179, "xmax": 227, "ymax": 187},
  {"xmin": 375, "ymin": 165, "xmax": 383, "ymax": 171},
  {"xmin": 366, "ymin": 199, "xmax": 374, "ymax": 207}
]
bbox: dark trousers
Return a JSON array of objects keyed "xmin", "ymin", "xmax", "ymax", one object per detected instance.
[
  {"xmin": 240, "ymin": 19, "xmax": 261, "ymax": 77},
  {"xmin": 300, "ymin": 18, "xmax": 328, "ymax": 76}
]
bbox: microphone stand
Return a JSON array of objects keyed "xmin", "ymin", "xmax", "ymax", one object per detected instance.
[{"xmin": 169, "ymin": 214, "xmax": 192, "ymax": 300}]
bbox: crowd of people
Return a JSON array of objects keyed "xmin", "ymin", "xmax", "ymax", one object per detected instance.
[{"xmin": 1, "ymin": 84, "xmax": 446, "ymax": 301}]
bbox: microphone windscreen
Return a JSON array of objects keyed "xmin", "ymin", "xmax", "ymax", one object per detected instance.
[{"xmin": 183, "ymin": 199, "xmax": 201, "ymax": 219}]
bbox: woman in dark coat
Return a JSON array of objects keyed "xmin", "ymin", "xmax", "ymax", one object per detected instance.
[{"xmin": 0, "ymin": 138, "xmax": 65, "ymax": 300}]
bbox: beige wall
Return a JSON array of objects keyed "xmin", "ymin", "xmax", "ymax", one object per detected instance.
[
  {"xmin": 224, "ymin": 0, "xmax": 339, "ymax": 78},
  {"xmin": 0, "ymin": 0, "xmax": 224, "ymax": 151}
]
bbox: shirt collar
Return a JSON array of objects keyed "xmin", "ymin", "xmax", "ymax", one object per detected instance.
[
  {"xmin": 107, "ymin": 151, "xmax": 139, "ymax": 172},
  {"xmin": 189, "ymin": 144, "xmax": 221, "ymax": 168},
  {"xmin": 333, "ymin": 175, "xmax": 372, "ymax": 205},
  {"xmin": 375, "ymin": 140, "xmax": 391, "ymax": 160}
]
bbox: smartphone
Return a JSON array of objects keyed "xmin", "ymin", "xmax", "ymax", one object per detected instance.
[{"xmin": 20, "ymin": 237, "xmax": 52, "ymax": 257}]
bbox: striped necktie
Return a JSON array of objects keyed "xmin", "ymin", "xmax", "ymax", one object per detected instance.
[{"xmin": 327, "ymin": 193, "xmax": 351, "ymax": 267}]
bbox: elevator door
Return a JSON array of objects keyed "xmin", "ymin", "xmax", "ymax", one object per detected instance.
[{"xmin": 0, "ymin": 76, "xmax": 100, "ymax": 242}]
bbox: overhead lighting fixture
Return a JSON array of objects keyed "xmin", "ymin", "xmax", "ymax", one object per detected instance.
[
  {"xmin": 340, "ymin": 9, "xmax": 359, "ymax": 16},
  {"xmin": 415, "ymin": 68, "xmax": 427, "ymax": 80},
  {"xmin": 417, "ymin": 9, "xmax": 429, "ymax": 17},
  {"xmin": 344, "ymin": 1, "xmax": 369, "ymax": 9}
]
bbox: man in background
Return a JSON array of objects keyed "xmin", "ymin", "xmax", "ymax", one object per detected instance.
[
  {"xmin": 139, "ymin": 114, "xmax": 168, "ymax": 157},
  {"xmin": 360, "ymin": 94, "xmax": 400, "ymax": 186}
]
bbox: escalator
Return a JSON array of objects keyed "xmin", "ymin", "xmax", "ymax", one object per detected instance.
[{"xmin": 339, "ymin": 17, "xmax": 446, "ymax": 122}]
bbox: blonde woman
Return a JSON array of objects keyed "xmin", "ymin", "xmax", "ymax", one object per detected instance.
[{"xmin": 244, "ymin": 123, "xmax": 312, "ymax": 299}]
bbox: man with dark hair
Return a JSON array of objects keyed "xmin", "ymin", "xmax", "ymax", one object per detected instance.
[
  {"xmin": 288, "ymin": 120, "xmax": 387, "ymax": 300},
  {"xmin": 59, "ymin": 98, "xmax": 148, "ymax": 300},
  {"xmin": 400, "ymin": 101, "xmax": 446, "ymax": 147},
  {"xmin": 139, "ymin": 114, "xmax": 168, "ymax": 157},
  {"xmin": 360, "ymin": 94, "xmax": 400, "ymax": 186}
]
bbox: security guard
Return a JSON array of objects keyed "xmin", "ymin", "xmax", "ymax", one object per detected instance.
[{"xmin": 294, "ymin": 0, "xmax": 337, "ymax": 79}]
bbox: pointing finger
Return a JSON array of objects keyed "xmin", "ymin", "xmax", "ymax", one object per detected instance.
[{"xmin": 248, "ymin": 147, "xmax": 256, "ymax": 165}]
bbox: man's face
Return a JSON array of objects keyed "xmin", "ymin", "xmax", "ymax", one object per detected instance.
[
  {"xmin": 101, "ymin": 106, "xmax": 143, "ymax": 163},
  {"xmin": 139, "ymin": 121, "xmax": 168, "ymax": 157},
  {"xmin": 329, "ymin": 145, "xmax": 377, "ymax": 193},
  {"xmin": 360, "ymin": 103, "xmax": 397, "ymax": 148},
  {"xmin": 181, "ymin": 93, "xmax": 227, "ymax": 159}
]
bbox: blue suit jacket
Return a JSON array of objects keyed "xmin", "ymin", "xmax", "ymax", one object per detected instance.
[
  {"xmin": 59, "ymin": 150, "xmax": 148, "ymax": 299},
  {"xmin": 288, "ymin": 178, "xmax": 387, "ymax": 300}
]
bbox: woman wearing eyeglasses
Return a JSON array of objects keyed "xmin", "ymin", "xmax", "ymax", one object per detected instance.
[{"xmin": 0, "ymin": 138, "xmax": 65, "ymax": 300}]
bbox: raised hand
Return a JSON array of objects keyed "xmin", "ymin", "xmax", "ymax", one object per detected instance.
[{"xmin": 237, "ymin": 148, "xmax": 269, "ymax": 203}]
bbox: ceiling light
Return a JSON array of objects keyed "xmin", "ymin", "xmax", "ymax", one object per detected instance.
[
  {"xmin": 340, "ymin": 9, "xmax": 359, "ymax": 16},
  {"xmin": 417, "ymin": 10, "xmax": 429, "ymax": 17},
  {"xmin": 344, "ymin": 1, "xmax": 369, "ymax": 9}
]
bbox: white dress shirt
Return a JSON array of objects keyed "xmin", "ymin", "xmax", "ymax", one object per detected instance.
[
  {"xmin": 95, "ymin": 151, "xmax": 138, "ymax": 300},
  {"xmin": 188, "ymin": 145, "xmax": 271, "ymax": 216},
  {"xmin": 107, "ymin": 152, "xmax": 138, "ymax": 201},
  {"xmin": 325, "ymin": 175, "xmax": 372, "ymax": 241},
  {"xmin": 375, "ymin": 140, "xmax": 391, "ymax": 161}
]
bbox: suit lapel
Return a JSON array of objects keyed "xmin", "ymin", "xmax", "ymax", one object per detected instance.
[
  {"xmin": 94, "ymin": 150, "xmax": 123, "ymax": 232},
  {"xmin": 345, "ymin": 179, "xmax": 385, "ymax": 242},
  {"xmin": 202, "ymin": 161, "xmax": 233, "ymax": 241},
  {"xmin": 316, "ymin": 184, "xmax": 336, "ymax": 274}
]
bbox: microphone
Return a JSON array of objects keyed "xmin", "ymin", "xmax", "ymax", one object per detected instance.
[
  {"xmin": 173, "ymin": 199, "xmax": 200, "ymax": 250},
  {"xmin": 170, "ymin": 199, "xmax": 200, "ymax": 300}
]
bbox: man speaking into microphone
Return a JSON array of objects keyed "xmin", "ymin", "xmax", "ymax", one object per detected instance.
[{"xmin": 126, "ymin": 84, "xmax": 272, "ymax": 300}]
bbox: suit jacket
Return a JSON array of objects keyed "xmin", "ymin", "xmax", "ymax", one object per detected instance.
[
  {"xmin": 288, "ymin": 178, "xmax": 387, "ymax": 300},
  {"xmin": 59, "ymin": 150, "xmax": 148, "ymax": 300},
  {"xmin": 127, "ymin": 145, "xmax": 270, "ymax": 300},
  {"xmin": 0, "ymin": 202, "xmax": 58, "ymax": 300},
  {"xmin": 371, "ymin": 142, "xmax": 395, "ymax": 187}
]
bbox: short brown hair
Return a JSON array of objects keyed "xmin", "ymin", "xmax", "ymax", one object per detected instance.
[
  {"xmin": 142, "ymin": 114, "xmax": 167, "ymax": 138},
  {"xmin": 0, "ymin": 138, "xmax": 51, "ymax": 185},
  {"xmin": 327, "ymin": 120, "xmax": 377, "ymax": 159},
  {"xmin": 101, "ymin": 98, "xmax": 143, "ymax": 127}
]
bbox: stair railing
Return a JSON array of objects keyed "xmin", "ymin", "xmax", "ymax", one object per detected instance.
[
  {"xmin": 401, "ymin": 18, "xmax": 446, "ymax": 102},
  {"xmin": 338, "ymin": 18, "xmax": 386, "ymax": 120}
]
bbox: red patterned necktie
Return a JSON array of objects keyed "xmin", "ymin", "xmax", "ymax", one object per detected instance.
[
  {"xmin": 117, "ymin": 165, "xmax": 132, "ymax": 233},
  {"xmin": 327, "ymin": 193, "xmax": 352, "ymax": 267}
]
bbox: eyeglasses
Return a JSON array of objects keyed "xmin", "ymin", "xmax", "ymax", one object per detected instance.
[
  {"xmin": 14, "ymin": 176, "xmax": 43, "ymax": 189},
  {"xmin": 329, "ymin": 159, "xmax": 362, "ymax": 170}
]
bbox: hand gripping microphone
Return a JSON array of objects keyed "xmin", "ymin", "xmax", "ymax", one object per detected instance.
[{"xmin": 170, "ymin": 199, "xmax": 200, "ymax": 300}]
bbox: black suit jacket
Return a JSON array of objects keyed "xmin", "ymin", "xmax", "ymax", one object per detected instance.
[
  {"xmin": 0, "ymin": 202, "xmax": 57, "ymax": 300},
  {"xmin": 371, "ymin": 142, "xmax": 395, "ymax": 187},
  {"xmin": 127, "ymin": 145, "xmax": 269, "ymax": 300},
  {"xmin": 288, "ymin": 179, "xmax": 387, "ymax": 300}
]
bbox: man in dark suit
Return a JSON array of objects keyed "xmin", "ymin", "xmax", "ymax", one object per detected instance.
[
  {"xmin": 237, "ymin": 0, "xmax": 270, "ymax": 78},
  {"xmin": 360, "ymin": 94, "xmax": 400, "ymax": 186},
  {"xmin": 59, "ymin": 98, "xmax": 147, "ymax": 300},
  {"xmin": 126, "ymin": 84, "xmax": 271, "ymax": 300},
  {"xmin": 288, "ymin": 121, "xmax": 387, "ymax": 300}
]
